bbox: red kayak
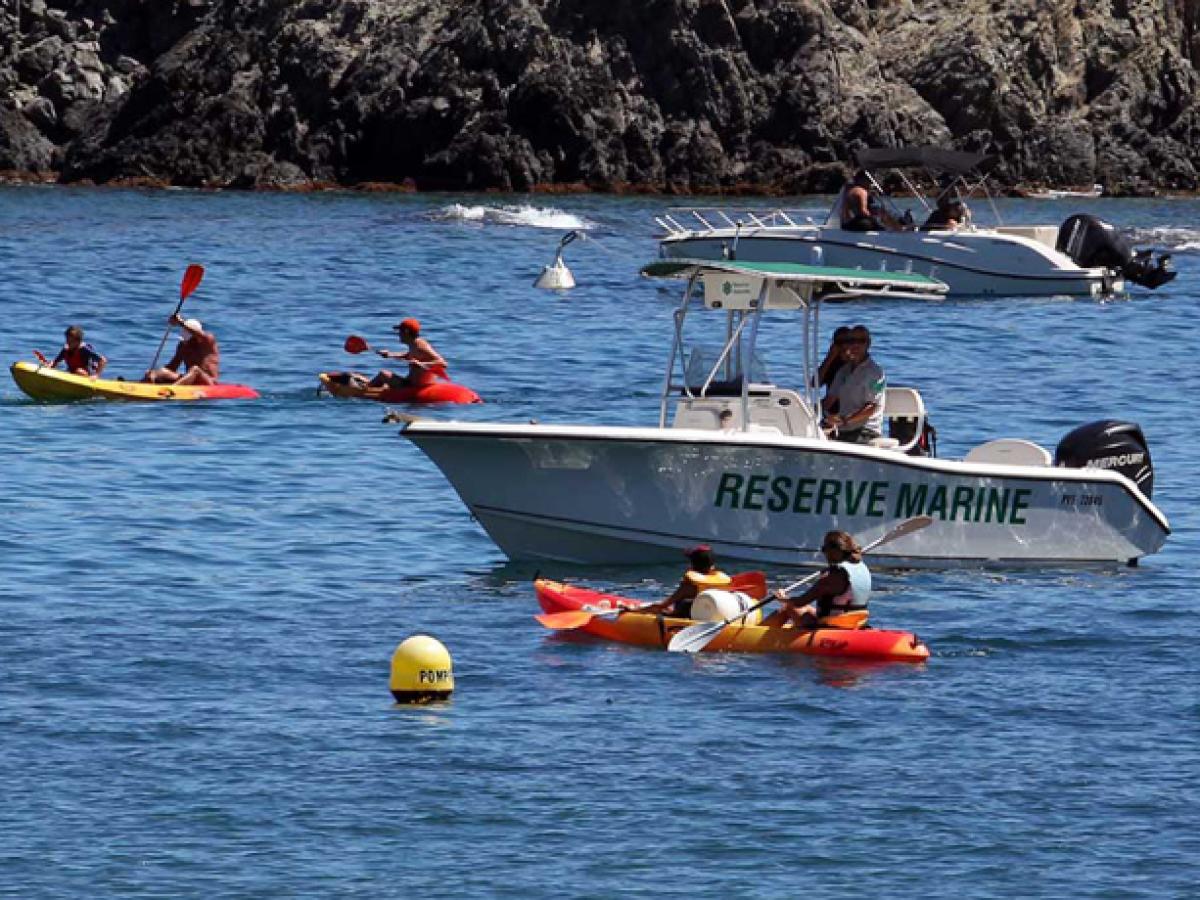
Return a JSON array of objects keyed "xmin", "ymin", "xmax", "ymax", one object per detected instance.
[
  {"xmin": 534, "ymin": 578, "xmax": 930, "ymax": 662},
  {"xmin": 318, "ymin": 371, "xmax": 482, "ymax": 404}
]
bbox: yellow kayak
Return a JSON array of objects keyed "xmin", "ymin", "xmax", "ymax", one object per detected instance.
[{"xmin": 10, "ymin": 361, "xmax": 260, "ymax": 402}]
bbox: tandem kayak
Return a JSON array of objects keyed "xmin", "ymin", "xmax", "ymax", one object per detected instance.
[
  {"xmin": 318, "ymin": 371, "xmax": 482, "ymax": 405},
  {"xmin": 534, "ymin": 578, "xmax": 930, "ymax": 662},
  {"xmin": 10, "ymin": 361, "xmax": 259, "ymax": 402}
]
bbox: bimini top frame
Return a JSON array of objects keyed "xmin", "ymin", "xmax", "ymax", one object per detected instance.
[{"xmin": 640, "ymin": 259, "xmax": 948, "ymax": 434}]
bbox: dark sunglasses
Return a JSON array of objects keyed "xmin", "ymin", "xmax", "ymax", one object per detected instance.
[{"xmin": 840, "ymin": 337, "xmax": 867, "ymax": 345}]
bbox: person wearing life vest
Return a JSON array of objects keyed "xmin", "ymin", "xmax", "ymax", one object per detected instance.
[
  {"xmin": 145, "ymin": 314, "xmax": 220, "ymax": 385},
  {"xmin": 50, "ymin": 325, "xmax": 107, "ymax": 378},
  {"xmin": 643, "ymin": 544, "xmax": 732, "ymax": 619},
  {"xmin": 763, "ymin": 530, "xmax": 871, "ymax": 629}
]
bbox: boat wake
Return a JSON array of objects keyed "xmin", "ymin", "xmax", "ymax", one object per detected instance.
[
  {"xmin": 429, "ymin": 203, "xmax": 597, "ymax": 230},
  {"xmin": 1126, "ymin": 225, "xmax": 1200, "ymax": 253}
]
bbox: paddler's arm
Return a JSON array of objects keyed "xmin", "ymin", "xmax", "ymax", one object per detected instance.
[
  {"xmin": 409, "ymin": 339, "xmax": 445, "ymax": 369},
  {"xmin": 91, "ymin": 353, "xmax": 107, "ymax": 379},
  {"xmin": 643, "ymin": 578, "xmax": 691, "ymax": 614}
]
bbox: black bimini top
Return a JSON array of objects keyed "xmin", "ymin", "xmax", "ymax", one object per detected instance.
[{"xmin": 856, "ymin": 146, "xmax": 998, "ymax": 175}]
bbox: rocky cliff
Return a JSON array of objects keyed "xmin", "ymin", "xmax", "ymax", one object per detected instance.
[{"xmin": 1, "ymin": 0, "xmax": 1197, "ymax": 194}]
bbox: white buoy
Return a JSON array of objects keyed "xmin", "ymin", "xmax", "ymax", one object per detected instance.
[
  {"xmin": 534, "ymin": 256, "xmax": 576, "ymax": 290},
  {"xmin": 534, "ymin": 231, "xmax": 580, "ymax": 290}
]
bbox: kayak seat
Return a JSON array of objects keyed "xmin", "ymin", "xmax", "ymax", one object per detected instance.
[{"xmin": 817, "ymin": 610, "xmax": 870, "ymax": 630}]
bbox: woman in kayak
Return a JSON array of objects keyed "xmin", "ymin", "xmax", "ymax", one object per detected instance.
[
  {"xmin": 642, "ymin": 544, "xmax": 732, "ymax": 619},
  {"xmin": 763, "ymin": 530, "xmax": 870, "ymax": 629},
  {"xmin": 145, "ymin": 315, "xmax": 220, "ymax": 386},
  {"xmin": 362, "ymin": 318, "xmax": 446, "ymax": 390},
  {"xmin": 50, "ymin": 325, "xmax": 107, "ymax": 378}
]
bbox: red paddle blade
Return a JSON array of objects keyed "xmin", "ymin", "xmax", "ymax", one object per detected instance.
[
  {"xmin": 344, "ymin": 335, "xmax": 370, "ymax": 354},
  {"xmin": 180, "ymin": 264, "xmax": 205, "ymax": 300},
  {"xmin": 730, "ymin": 571, "xmax": 768, "ymax": 600},
  {"xmin": 33, "ymin": 349, "xmax": 50, "ymax": 365},
  {"xmin": 535, "ymin": 610, "xmax": 598, "ymax": 630}
]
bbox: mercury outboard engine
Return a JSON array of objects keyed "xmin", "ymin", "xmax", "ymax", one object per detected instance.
[
  {"xmin": 1055, "ymin": 420, "xmax": 1154, "ymax": 497},
  {"xmin": 1056, "ymin": 214, "xmax": 1176, "ymax": 289}
]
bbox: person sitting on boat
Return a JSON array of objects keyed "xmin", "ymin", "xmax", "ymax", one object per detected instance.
[
  {"xmin": 145, "ymin": 315, "xmax": 220, "ymax": 385},
  {"xmin": 922, "ymin": 193, "xmax": 968, "ymax": 230},
  {"xmin": 762, "ymin": 531, "xmax": 870, "ymax": 630},
  {"xmin": 840, "ymin": 170, "xmax": 904, "ymax": 232},
  {"xmin": 49, "ymin": 325, "xmax": 106, "ymax": 378},
  {"xmin": 364, "ymin": 318, "xmax": 446, "ymax": 390},
  {"xmin": 642, "ymin": 545, "xmax": 732, "ymax": 619},
  {"xmin": 821, "ymin": 325, "xmax": 885, "ymax": 444}
]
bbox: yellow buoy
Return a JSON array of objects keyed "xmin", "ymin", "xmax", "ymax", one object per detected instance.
[{"xmin": 390, "ymin": 635, "xmax": 454, "ymax": 704}]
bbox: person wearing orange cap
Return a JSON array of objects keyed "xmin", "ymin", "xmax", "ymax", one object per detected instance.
[
  {"xmin": 144, "ymin": 313, "xmax": 220, "ymax": 385},
  {"xmin": 642, "ymin": 545, "xmax": 733, "ymax": 619},
  {"xmin": 366, "ymin": 317, "xmax": 446, "ymax": 390}
]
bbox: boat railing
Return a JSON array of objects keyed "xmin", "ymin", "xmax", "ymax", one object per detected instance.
[{"xmin": 655, "ymin": 207, "xmax": 828, "ymax": 236}]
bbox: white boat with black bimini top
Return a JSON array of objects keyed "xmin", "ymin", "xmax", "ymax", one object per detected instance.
[
  {"xmin": 402, "ymin": 260, "xmax": 1168, "ymax": 569},
  {"xmin": 657, "ymin": 146, "xmax": 1175, "ymax": 297}
]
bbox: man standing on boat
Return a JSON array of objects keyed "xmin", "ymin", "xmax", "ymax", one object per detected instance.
[{"xmin": 822, "ymin": 325, "xmax": 885, "ymax": 444}]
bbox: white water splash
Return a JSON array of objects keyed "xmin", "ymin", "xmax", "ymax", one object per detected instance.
[
  {"xmin": 1126, "ymin": 225, "xmax": 1200, "ymax": 252},
  {"xmin": 431, "ymin": 203, "xmax": 597, "ymax": 230}
]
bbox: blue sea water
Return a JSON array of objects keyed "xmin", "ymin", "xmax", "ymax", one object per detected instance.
[{"xmin": 1, "ymin": 186, "xmax": 1198, "ymax": 898}]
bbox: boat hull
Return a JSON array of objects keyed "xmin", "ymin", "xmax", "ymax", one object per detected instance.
[
  {"xmin": 10, "ymin": 362, "xmax": 259, "ymax": 401},
  {"xmin": 660, "ymin": 228, "xmax": 1114, "ymax": 297},
  {"xmin": 535, "ymin": 579, "xmax": 929, "ymax": 661},
  {"xmin": 404, "ymin": 422, "xmax": 1168, "ymax": 568},
  {"xmin": 319, "ymin": 372, "xmax": 482, "ymax": 405}
]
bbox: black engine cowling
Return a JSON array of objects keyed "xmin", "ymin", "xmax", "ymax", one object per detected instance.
[
  {"xmin": 1055, "ymin": 420, "xmax": 1154, "ymax": 497},
  {"xmin": 1056, "ymin": 214, "xmax": 1176, "ymax": 289}
]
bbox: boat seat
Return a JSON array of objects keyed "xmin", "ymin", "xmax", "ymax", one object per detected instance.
[
  {"xmin": 879, "ymin": 386, "xmax": 926, "ymax": 453},
  {"xmin": 963, "ymin": 438, "xmax": 1053, "ymax": 467}
]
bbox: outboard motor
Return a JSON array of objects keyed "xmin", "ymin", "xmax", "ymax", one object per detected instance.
[
  {"xmin": 1056, "ymin": 214, "xmax": 1176, "ymax": 289},
  {"xmin": 1055, "ymin": 420, "xmax": 1154, "ymax": 497}
]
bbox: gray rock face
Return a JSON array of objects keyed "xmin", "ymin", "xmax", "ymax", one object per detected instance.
[{"xmin": 0, "ymin": 0, "xmax": 1197, "ymax": 193}]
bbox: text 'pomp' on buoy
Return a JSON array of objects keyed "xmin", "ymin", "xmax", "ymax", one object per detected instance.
[{"xmin": 390, "ymin": 634, "xmax": 454, "ymax": 704}]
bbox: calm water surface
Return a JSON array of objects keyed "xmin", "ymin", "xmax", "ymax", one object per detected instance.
[{"xmin": 1, "ymin": 187, "xmax": 1198, "ymax": 898}]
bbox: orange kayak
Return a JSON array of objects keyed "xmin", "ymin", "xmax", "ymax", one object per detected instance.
[{"xmin": 534, "ymin": 578, "xmax": 930, "ymax": 662}]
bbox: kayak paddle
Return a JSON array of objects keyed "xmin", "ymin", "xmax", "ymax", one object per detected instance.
[
  {"xmin": 33, "ymin": 349, "xmax": 51, "ymax": 366},
  {"xmin": 343, "ymin": 334, "xmax": 450, "ymax": 380},
  {"xmin": 148, "ymin": 264, "xmax": 205, "ymax": 375},
  {"xmin": 666, "ymin": 516, "xmax": 934, "ymax": 653},
  {"xmin": 535, "ymin": 571, "xmax": 768, "ymax": 630}
]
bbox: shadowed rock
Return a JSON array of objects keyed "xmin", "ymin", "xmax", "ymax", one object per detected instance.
[{"xmin": 0, "ymin": 0, "xmax": 1196, "ymax": 193}]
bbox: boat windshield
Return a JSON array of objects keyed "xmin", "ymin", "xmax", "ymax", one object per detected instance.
[{"xmin": 684, "ymin": 346, "xmax": 771, "ymax": 395}]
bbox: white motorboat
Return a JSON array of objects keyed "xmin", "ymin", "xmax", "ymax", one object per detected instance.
[
  {"xmin": 402, "ymin": 260, "xmax": 1168, "ymax": 569},
  {"xmin": 657, "ymin": 147, "xmax": 1175, "ymax": 297}
]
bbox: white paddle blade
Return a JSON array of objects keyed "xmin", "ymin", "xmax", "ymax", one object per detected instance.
[
  {"xmin": 667, "ymin": 621, "xmax": 725, "ymax": 653},
  {"xmin": 872, "ymin": 515, "xmax": 934, "ymax": 546}
]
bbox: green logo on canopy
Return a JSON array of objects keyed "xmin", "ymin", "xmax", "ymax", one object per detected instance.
[{"xmin": 723, "ymin": 281, "xmax": 732, "ymax": 295}]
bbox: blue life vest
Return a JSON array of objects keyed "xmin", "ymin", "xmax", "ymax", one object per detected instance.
[{"xmin": 828, "ymin": 560, "xmax": 871, "ymax": 612}]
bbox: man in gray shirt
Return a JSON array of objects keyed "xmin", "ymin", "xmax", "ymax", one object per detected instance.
[{"xmin": 822, "ymin": 325, "xmax": 886, "ymax": 443}]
